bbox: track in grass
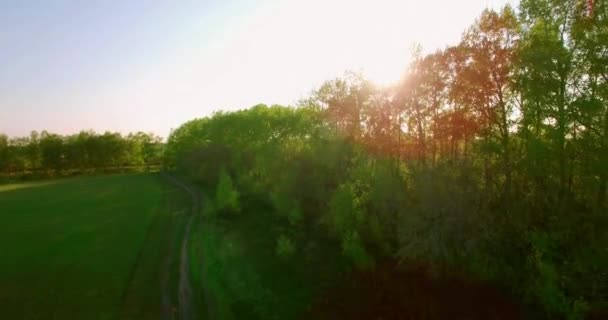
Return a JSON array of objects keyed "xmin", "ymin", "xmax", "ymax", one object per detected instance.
[
  {"xmin": 0, "ymin": 173, "xmax": 193, "ymax": 319},
  {"xmin": 162, "ymin": 174, "xmax": 198, "ymax": 320}
]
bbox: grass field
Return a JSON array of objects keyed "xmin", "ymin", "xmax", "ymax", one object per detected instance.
[{"xmin": 0, "ymin": 173, "xmax": 190, "ymax": 319}]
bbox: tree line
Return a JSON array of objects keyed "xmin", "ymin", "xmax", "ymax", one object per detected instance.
[
  {"xmin": 166, "ymin": 1, "xmax": 606, "ymax": 319},
  {"xmin": 0, "ymin": 130, "xmax": 163, "ymax": 176}
]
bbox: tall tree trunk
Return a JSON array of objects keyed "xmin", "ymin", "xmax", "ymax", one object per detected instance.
[
  {"xmin": 498, "ymin": 88, "xmax": 512, "ymax": 202},
  {"xmin": 415, "ymin": 101, "xmax": 426, "ymax": 166},
  {"xmin": 598, "ymin": 106, "xmax": 608, "ymax": 210},
  {"xmin": 557, "ymin": 76, "xmax": 568, "ymax": 201},
  {"xmin": 397, "ymin": 112, "xmax": 403, "ymax": 161},
  {"xmin": 417, "ymin": 117, "xmax": 426, "ymax": 166},
  {"xmin": 432, "ymin": 99, "xmax": 439, "ymax": 167}
]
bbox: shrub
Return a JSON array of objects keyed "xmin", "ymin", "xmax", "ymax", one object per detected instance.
[
  {"xmin": 276, "ymin": 234, "xmax": 296, "ymax": 260},
  {"xmin": 215, "ymin": 168, "xmax": 239, "ymax": 214}
]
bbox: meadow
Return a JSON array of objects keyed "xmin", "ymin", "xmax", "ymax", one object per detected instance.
[{"xmin": 0, "ymin": 173, "xmax": 190, "ymax": 319}]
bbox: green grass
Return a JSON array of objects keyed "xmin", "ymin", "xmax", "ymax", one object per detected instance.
[{"xmin": 0, "ymin": 173, "xmax": 187, "ymax": 319}]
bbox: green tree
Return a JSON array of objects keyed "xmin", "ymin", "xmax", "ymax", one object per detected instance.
[
  {"xmin": 39, "ymin": 131, "xmax": 64, "ymax": 172},
  {"xmin": 215, "ymin": 168, "xmax": 239, "ymax": 214},
  {"xmin": 0, "ymin": 134, "xmax": 8, "ymax": 174},
  {"xmin": 462, "ymin": 6, "xmax": 519, "ymax": 200}
]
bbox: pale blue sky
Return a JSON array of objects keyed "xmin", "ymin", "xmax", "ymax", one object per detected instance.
[{"xmin": 1, "ymin": 0, "xmax": 516, "ymax": 138}]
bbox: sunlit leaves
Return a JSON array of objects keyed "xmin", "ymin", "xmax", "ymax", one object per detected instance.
[{"xmin": 214, "ymin": 168, "xmax": 240, "ymax": 214}]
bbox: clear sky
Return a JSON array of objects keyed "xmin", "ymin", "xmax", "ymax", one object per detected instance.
[{"xmin": 0, "ymin": 0, "xmax": 516, "ymax": 138}]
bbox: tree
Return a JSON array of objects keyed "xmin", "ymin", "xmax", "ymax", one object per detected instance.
[
  {"xmin": 462, "ymin": 6, "xmax": 519, "ymax": 201},
  {"xmin": 26, "ymin": 131, "xmax": 41, "ymax": 171},
  {"xmin": 396, "ymin": 49, "xmax": 431, "ymax": 165},
  {"xmin": 518, "ymin": 0, "xmax": 582, "ymax": 201},
  {"xmin": 39, "ymin": 131, "xmax": 64, "ymax": 172},
  {"xmin": 570, "ymin": 0, "xmax": 608, "ymax": 209},
  {"xmin": 314, "ymin": 72, "xmax": 374, "ymax": 140},
  {"xmin": 0, "ymin": 134, "xmax": 8, "ymax": 174}
]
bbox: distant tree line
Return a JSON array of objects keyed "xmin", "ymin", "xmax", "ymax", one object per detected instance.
[
  {"xmin": 166, "ymin": 1, "xmax": 607, "ymax": 319},
  {"xmin": 0, "ymin": 130, "xmax": 163, "ymax": 176}
]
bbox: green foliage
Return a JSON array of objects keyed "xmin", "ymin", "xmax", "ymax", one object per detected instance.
[
  {"xmin": 276, "ymin": 234, "xmax": 296, "ymax": 260},
  {"xmin": 271, "ymin": 193, "xmax": 302, "ymax": 226},
  {"xmin": 215, "ymin": 168, "xmax": 240, "ymax": 214},
  {"xmin": 202, "ymin": 195, "xmax": 216, "ymax": 218},
  {"xmin": 341, "ymin": 230, "xmax": 373, "ymax": 269},
  {"xmin": 327, "ymin": 183, "xmax": 363, "ymax": 237},
  {"xmin": 0, "ymin": 130, "xmax": 163, "ymax": 177},
  {"xmin": 526, "ymin": 231, "xmax": 594, "ymax": 320}
]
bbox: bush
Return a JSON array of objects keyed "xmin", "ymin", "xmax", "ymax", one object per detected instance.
[
  {"xmin": 202, "ymin": 195, "xmax": 216, "ymax": 218},
  {"xmin": 341, "ymin": 230, "xmax": 374, "ymax": 269},
  {"xmin": 276, "ymin": 234, "xmax": 296, "ymax": 260},
  {"xmin": 215, "ymin": 168, "xmax": 239, "ymax": 214}
]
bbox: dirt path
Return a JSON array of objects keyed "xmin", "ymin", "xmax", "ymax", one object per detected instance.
[
  {"xmin": 163, "ymin": 174, "xmax": 198, "ymax": 320},
  {"xmin": 178, "ymin": 205, "xmax": 195, "ymax": 320},
  {"xmin": 163, "ymin": 174, "xmax": 218, "ymax": 320}
]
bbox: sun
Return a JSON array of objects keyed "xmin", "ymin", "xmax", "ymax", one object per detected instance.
[
  {"xmin": 361, "ymin": 51, "xmax": 409, "ymax": 87},
  {"xmin": 366, "ymin": 66, "xmax": 404, "ymax": 87}
]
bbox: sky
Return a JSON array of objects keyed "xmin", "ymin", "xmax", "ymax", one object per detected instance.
[{"xmin": 0, "ymin": 0, "xmax": 517, "ymax": 138}]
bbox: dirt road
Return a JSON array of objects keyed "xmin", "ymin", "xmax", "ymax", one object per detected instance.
[{"xmin": 163, "ymin": 174, "xmax": 198, "ymax": 320}]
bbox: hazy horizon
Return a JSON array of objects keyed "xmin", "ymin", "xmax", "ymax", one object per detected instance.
[{"xmin": 1, "ymin": 0, "xmax": 516, "ymax": 138}]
